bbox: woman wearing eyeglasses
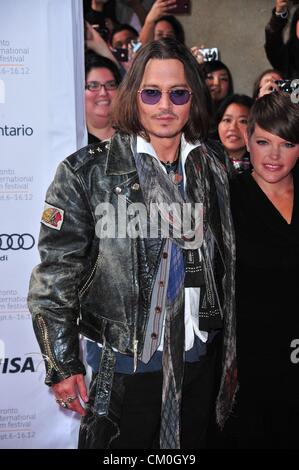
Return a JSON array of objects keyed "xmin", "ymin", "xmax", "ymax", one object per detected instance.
[
  {"xmin": 85, "ymin": 51, "xmax": 122, "ymax": 143},
  {"xmin": 84, "ymin": 51, "xmax": 122, "ymax": 375}
]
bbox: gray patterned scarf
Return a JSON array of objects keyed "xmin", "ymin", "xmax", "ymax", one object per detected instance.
[{"xmin": 132, "ymin": 135, "xmax": 237, "ymax": 443}]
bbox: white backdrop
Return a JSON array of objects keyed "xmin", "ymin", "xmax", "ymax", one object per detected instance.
[{"xmin": 0, "ymin": 0, "xmax": 87, "ymax": 448}]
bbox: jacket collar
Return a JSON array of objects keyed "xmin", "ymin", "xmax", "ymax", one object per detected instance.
[
  {"xmin": 106, "ymin": 132, "xmax": 203, "ymax": 179},
  {"xmin": 105, "ymin": 133, "xmax": 137, "ymax": 176}
]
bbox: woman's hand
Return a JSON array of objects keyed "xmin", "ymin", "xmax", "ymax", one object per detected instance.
[
  {"xmin": 145, "ymin": 0, "xmax": 177, "ymax": 25},
  {"xmin": 258, "ymin": 79, "xmax": 279, "ymax": 98},
  {"xmin": 275, "ymin": 0, "xmax": 289, "ymax": 14},
  {"xmin": 190, "ymin": 45, "xmax": 206, "ymax": 65}
]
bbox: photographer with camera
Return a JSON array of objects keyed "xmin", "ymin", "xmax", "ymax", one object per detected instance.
[
  {"xmin": 110, "ymin": 24, "xmax": 141, "ymax": 71},
  {"xmin": 85, "ymin": 21, "xmax": 121, "ymax": 68},
  {"xmin": 265, "ymin": 1, "xmax": 299, "ymax": 78},
  {"xmin": 252, "ymin": 68, "xmax": 284, "ymax": 99},
  {"xmin": 85, "ymin": 21, "xmax": 140, "ymax": 74},
  {"xmin": 84, "ymin": 0, "xmax": 117, "ymax": 41}
]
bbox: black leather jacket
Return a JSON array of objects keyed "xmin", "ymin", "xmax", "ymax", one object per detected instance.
[
  {"xmin": 28, "ymin": 133, "xmax": 168, "ymax": 386},
  {"xmin": 28, "ymin": 132, "xmax": 237, "ymax": 447},
  {"xmin": 28, "ymin": 131, "xmax": 233, "ymax": 383}
]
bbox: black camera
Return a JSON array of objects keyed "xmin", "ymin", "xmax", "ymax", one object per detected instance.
[
  {"xmin": 111, "ymin": 47, "xmax": 128, "ymax": 62},
  {"xmin": 274, "ymin": 79, "xmax": 297, "ymax": 93},
  {"xmin": 167, "ymin": 0, "xmax": 191, "ymax": 14}
]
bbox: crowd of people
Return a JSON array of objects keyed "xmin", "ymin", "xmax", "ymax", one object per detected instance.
[
  {"xmin": 82, "ymin": 0, "xmax": 299, "ymax": 173},
  {"xmin": 27, "ymin": 0, "xmax": 299, "ymax": 450}
]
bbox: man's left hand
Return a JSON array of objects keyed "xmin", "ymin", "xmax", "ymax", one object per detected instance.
[{"xmin": 52, "ymin": 374, "xmax": 88, "ymax": 416}]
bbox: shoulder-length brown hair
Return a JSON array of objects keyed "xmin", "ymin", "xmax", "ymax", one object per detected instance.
[{"xmin": 112, "ymin": 38, "xmax": 211, "ymax": 143}]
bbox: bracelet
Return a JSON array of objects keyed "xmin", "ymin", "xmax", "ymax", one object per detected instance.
[{"xmin": 275, "ymin": 9, "xmax": 288, "ymax": 19}]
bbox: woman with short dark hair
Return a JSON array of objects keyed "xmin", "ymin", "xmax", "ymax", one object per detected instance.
[{"xmin": 214, "ymin": 92, "xmax": 299, "ymax": 449}]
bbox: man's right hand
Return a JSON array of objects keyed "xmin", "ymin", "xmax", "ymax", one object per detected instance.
[
  {"xmin": 52, "ymin": 374, "xmax": 88, "ymax": 416},
  {"xmin": 275, "ymin": 0, "xmax": 289, "ymax": 14}
]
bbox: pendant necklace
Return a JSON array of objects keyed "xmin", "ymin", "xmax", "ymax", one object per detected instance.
[{"xmin": 162, "ymin": 159, "xmax": 183, "ymax": 185}]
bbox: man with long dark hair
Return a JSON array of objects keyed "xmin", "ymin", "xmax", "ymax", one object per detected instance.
[{"xmin": 28, "ymin": 38, "xmax": 237, "ymax": 449}]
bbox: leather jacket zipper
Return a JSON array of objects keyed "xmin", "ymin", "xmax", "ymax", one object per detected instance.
[
  {"xmin": 36, "ymin": 314, "xmax": 68, "ymax": 378},
  {"xmin": 79, "ymin": 253, "xmax": 101, "ymax": 297}
]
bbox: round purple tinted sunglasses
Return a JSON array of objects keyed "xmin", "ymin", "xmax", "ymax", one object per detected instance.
[{"xmin": 138, "ymin": 88, "xmax": 192, "ymax": 105}]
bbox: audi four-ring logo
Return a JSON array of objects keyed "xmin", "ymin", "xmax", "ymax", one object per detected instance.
[{"xmin": 0, "ymin": 233, "xmax": 35, "ymax": 250}]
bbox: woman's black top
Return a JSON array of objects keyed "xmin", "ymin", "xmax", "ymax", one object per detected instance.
[{"xmin": 226, "ymin": 167, "xmax": 299, "ymax": 448}]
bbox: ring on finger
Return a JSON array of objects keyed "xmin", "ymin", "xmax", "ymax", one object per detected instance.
[
  {"xmin": 56, "ymin": 398, "xmax": 68, "ymax": 408},
  {"xmin": 65, "ymin": 395, "xmax": 77, "ymax": 404}
]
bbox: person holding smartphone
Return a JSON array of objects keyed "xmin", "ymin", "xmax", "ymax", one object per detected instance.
[
  {"xmin": 139, "ymin": 0, "xmax": 185, "ymax": 45},
  {"xmin": 111, "ymin": 23, "xmax": 140, "ymax": 70}
]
